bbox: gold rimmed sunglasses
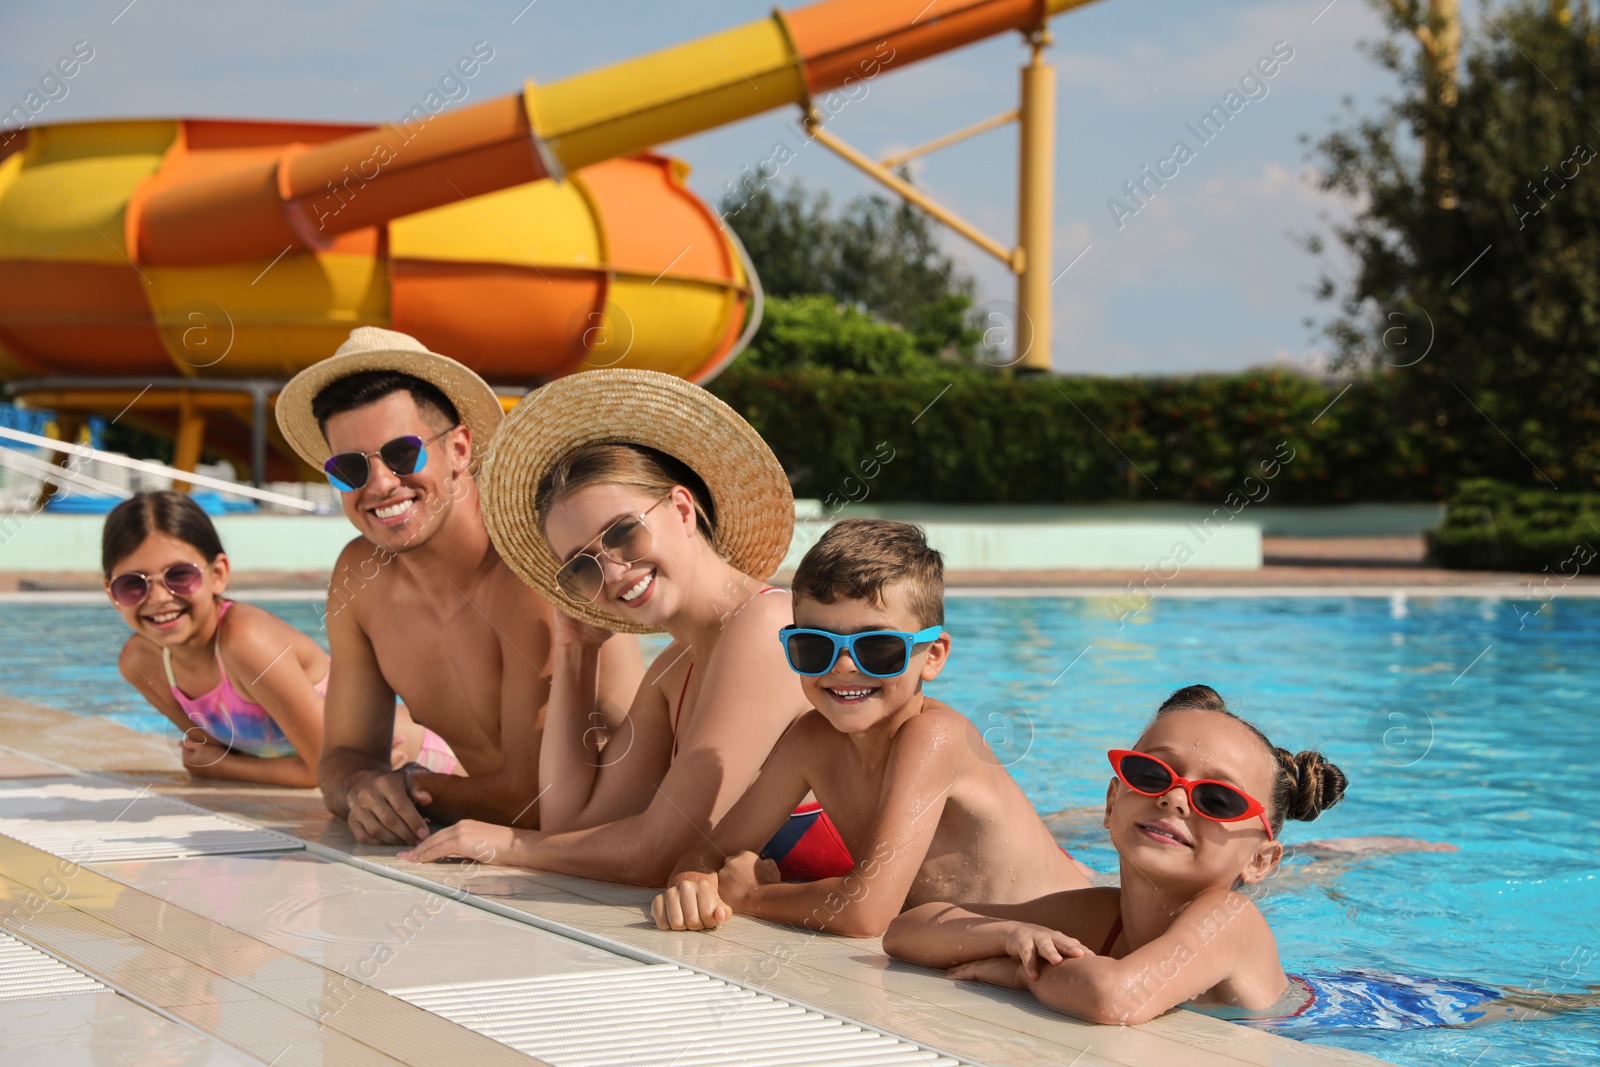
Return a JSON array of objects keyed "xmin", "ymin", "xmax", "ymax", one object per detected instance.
[{"xmin": 554, "ymin": 492, "xmax": 674, "ymax": 604}]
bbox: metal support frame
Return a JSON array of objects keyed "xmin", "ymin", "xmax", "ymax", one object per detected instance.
[
  {"xmin": 10, "ymin": 376, "xmax": 284, "ymax": 493},
  {"xmin": 801, "ymin": 28, "xmax": 1057, "ymax": 373},
  {"xmin": 8, "ymin": 376, "xmax": 532, "ymax": 488}
]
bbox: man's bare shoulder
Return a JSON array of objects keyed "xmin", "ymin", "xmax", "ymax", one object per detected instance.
[{"xmin": 474, "ymin": 555, "xmax": 555, "ymax": 627}]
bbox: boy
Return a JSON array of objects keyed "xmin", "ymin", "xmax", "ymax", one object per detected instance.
[{"xmin": 651, "ymin": 518, "xmax": 1089, "ymax": 937}]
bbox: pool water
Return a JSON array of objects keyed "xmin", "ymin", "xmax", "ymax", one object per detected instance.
[{"xmin": 2, "ymin": 594, "xmax": 1597, "ymax": 1066}]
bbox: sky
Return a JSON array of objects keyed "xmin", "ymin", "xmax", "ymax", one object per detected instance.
[{"xmin": 2, "ymin": 0, "xmax": 1412, "ymax": 376}]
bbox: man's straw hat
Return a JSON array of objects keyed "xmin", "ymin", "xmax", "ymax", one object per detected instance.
[
  {"xmin": 275, "ymin": 327, "xmax": 504, "ymax": 472},
  {"xmin": 482, "ymin": 369, "xmax": 793, "ymax": 633}
]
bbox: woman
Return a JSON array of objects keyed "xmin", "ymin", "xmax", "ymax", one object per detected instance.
[{"xmin": 402, "ymin": 369, "xmax": 850, "ymax": 884}]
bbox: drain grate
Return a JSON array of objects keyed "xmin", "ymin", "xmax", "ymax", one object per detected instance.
[
  {"xmin": 394, "ymin": 965, "xmax": 971, "ymax": 1066},
  {"xmin": 0, "ymin": 931, "xmax": 106, "ymax": 1002},
  {"xmin": 0, "ymin": 778, "xmax": 300, "ymax": 862}
]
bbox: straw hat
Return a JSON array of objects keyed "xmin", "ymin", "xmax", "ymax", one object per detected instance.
[
  {"xmin": 275, "ymin": 327, "xmax": 504, "ymax": 472},
  {"xmin": 482, "ymin": 369, "xmax": 794, "ymax": 633}
]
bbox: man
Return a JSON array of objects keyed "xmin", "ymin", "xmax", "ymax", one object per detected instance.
[{"xmin": 276, "ymin": 327, "xmax": 641, "ymax": 844}]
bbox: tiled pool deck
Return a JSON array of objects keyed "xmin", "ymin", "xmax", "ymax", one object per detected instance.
[{"xmin": 0, "ymin": 693, "xmax": 1397, "ymax": 1067}]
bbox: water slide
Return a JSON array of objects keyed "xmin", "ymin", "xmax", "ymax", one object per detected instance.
[{"xmin": 0, "ymin": 0, "xmax": 1098, "ymax": 478}]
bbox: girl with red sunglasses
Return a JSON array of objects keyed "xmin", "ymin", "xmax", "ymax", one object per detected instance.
[
  {"xmin": 884, "ymin": 684, "xmax": 1341, "ymax": 1023},
  {"xmin": 887, "ymin": 685, "xmax": 1600, "ymax": 1031},
  {"xmin": 103, "ymin": 492, "xmax": 457, "ymax": 785}
]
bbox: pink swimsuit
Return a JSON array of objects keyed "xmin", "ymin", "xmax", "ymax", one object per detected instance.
[
  {"xmin": 163, "ymin": 601, "xmax": 460, "ymax": 773},
  {"xmin": 163, "ymin": 602, "xmax": 318, "ymax": 758}
]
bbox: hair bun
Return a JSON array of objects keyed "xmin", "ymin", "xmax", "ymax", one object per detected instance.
[{"xmin": 1286, "ymin": 750, "xmax": 1347, "ymax": 821}]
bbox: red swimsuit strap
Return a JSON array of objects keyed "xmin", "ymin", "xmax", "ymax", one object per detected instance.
[
  {"xmin": 669, "ymin": 585, "xmax": 786, "ymax": 758},
  {"xmin": 1100, "ymin": 915, "xmax": 1122, "ymax": 957}
]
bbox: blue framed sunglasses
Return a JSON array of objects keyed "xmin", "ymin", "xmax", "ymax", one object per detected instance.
[
  {"xmin": 778, "ymin": 625, "xmax": 944, "ymax": 679},
  {"xmin": 323, "ymin": 427, "xmax": 455, "ymax": 492}
]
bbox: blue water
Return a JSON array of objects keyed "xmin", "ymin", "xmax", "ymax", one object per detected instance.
[{"xmin": 2, "ymin": 593, "xmax": 1596, "ymax": 1066}]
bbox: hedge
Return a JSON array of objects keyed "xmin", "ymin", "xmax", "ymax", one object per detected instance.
[
  {"xmin": 1426, "ymin": 480, "xmax": 1600, "ymax": 573},
  {"xmin": 708, "ymin": 368, "xmax": 1446, "ymax": 505}
]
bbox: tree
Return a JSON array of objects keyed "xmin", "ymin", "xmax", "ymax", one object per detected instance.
[
  {"xmin": 722, "ymin": 179, "xmax": 981, "ymax": 364},
  {"xmin": 1312, "ymin": 0, "xmax": 1600, "ymax": 490}
]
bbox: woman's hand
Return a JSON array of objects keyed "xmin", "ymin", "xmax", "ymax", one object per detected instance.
[
  {"xmin": 948, "ymin": 956, "xmax": 1029, "ymax": 990},
  {"xmin": 553, "ymin": 609, "xmax": 619, "ymax": 650},
  {"xmin": 397, "ymin": 819, "xmax": 526, "ymax": 866},
  {"xmin": 715, "ymin": 850, "xmax": 781, "ymax": 908},
  {"xmin": 1000, "ymin": 921, "xmax": 1092, "ymax": 980}
]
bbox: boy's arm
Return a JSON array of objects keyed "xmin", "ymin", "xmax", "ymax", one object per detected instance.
[
  {"xmin": 722, "ymin": 711, "xmax": 963, "ymax": 937},
  {"xmin": 670, "ymin": 718, "xmax": 814, "ymax": 879},
  {"xmin": 1024, "ymin": 888, "xmax": 1275, "ymax": 1024},
  {"xmin": 651, "ymin": 721, "xmax": 814, "ymax": 930}
]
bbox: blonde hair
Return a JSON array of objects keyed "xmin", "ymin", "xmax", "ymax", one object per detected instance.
[{"xmin": 534, "ymin": 442, "xmax": 717, "ymax": 543}]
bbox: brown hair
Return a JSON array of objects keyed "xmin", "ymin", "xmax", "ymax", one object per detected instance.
[
  {"xmin": 101, "ymin": 491, "xmax": 225, "ymax": 576},
  {"xmin": 791, "ymin": 518, "xmax": 944, "ymax": 628},
  {"xmin": 534, "ymin": 442, "xmax": 717, "ymax": 542},
  {"xmin": 1151, "ymin": 684, "xmax": 1347, "ymax": 836}
]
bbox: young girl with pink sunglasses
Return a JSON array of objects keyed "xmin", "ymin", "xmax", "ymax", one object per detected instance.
[{"xmin": 103, "ymin": 491, "xmax": 455, "ymax": 785}]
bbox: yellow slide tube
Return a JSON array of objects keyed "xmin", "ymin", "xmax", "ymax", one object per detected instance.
[{"xmin": 133, "ymin": 0, "xmax": 1104, "ymax": 267}]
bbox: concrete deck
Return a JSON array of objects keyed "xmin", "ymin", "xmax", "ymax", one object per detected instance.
[{"xmin": 0, "ymin": 695, "xmax": 1394, "ymax": 1067}]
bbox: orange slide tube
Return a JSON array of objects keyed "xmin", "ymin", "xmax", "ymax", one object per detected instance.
[{"xmin": 131, "ymin": 0, "xmax": 1103, "ymax": 267}]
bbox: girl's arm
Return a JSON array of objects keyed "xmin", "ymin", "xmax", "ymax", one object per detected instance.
[
  {"xmin": 537, "ymin": 611, "xmax": 673, "ymax": 832},
  {"xmin": 117, "ymin": 638, "xmax": 198, "ymax": 738},
  {"xmin": 212, "ymin": 606, "xmax": 327, "ymax": 788},
  {"xmin": 884, "ymin": 892, "xmax": 1105, "ymax": 975},
  {"xmin": 1024, "ymin": 888, "xmax": 1283, "ymax": 1024}
]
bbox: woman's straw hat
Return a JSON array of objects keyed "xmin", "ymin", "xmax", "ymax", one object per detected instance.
[
  {"xmin": 482, "ymin": 369, "xmax": 793, "ymax": 633},
  {"xmin": 275, "ymin": 327, "xmax": 504, "ymax": 472}
]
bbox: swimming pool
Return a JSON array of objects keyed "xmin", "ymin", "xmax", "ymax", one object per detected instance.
[{"xmin": 2, "ymin": 593, "xmax": 1596, "ymax": 1066}]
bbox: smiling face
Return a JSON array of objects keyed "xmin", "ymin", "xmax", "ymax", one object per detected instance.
[
  {"xmin": 542, "ymin": 482, "xmax": 702, "ymax": 625},
  {"xmin": 1104, "ymin": 708, "xmax": 1284, "ymax": 892},
  {"xmin": 105, "ymin": 532, "xmax": 227, "ymax": 648},
  {"xmin": 322, "ymin": 391, "xmax": 469, "ymax": 553},
  {"xmin": 789, "ymin": 582, "xmax": 948, "ymax": 734}
]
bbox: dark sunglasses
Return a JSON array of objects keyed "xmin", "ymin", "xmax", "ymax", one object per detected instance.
[
  {"xmin": 324, "ymin": 427, "xmax": 456, "ymax": 492},
  {"xmin": 108, "ymin": 562, "xmax": 205, "ymax": 608},
  {"xmin": 555, "ymin": 493, "xmax": 672, "ymax": 604},
  {"xmin": 1107, "ymin": 750, "xmax": 1273, "ymax": 839},
  {"xmin": 778, "ymin": 625, "xmax": 944, "ymax": 679}
]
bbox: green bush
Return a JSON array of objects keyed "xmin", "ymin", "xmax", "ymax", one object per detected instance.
[
  {"xmin": 708, "ymin": 367, "xmax": 1446, "ymax": 505},
  {"xmin": 1426, "ymin": 480, "xmax": 1600, "ymax": 572}
]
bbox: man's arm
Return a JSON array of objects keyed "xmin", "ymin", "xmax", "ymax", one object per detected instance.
[
  {"xmin": 403, "ymin": 579, "xmax": 553, "ymax": 828},
  {"xmin": 320, "ymin": 549, "xmax": 427, "ymax": 843}
]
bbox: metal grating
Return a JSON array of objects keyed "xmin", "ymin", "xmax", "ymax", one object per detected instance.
[
  {"xmin": 0, "ymin": 778, "xmax": 300, "ymax": 862},
  {"xmin": 394, "ymin": 965, "xmax": 972, "ymax": 1067},
  {"xmin": 0, "ymin": 931, "xmax": 106, "ymax": 1002}
]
